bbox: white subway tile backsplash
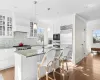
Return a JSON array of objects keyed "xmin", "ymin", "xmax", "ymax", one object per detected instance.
[{"xmin": 0, "ymin": 31, "xmax": 37, "ymax": 48}]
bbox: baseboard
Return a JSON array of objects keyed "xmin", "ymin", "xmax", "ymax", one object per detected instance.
[
  {"xmin": 0, "ymin": 65, "xmax": 14, "ymax": 71},
  {"xmin": 23, "ymin": 76, "xmax": 37, "ymax": 80}
]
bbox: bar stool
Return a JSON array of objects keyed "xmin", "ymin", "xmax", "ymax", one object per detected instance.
[
  {"xmin": 61, "ymin": 47, "xmax": 72, "ymax": 71},
  {"xmin": 54, "ymin": 46, "xmax": 72, "ymax": 79},
  {"xmin": 37, "ymin": 48, "xmax": 57, "ymax": 80}
]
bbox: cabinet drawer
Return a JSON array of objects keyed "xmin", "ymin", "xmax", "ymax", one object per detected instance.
[
  {"xmin": 0, "ymin": 56, "xmax": 14, "ymax": 70},
  {"xmin": 0, "ymin": 48, "xmax": 15, "ymax": 61}
]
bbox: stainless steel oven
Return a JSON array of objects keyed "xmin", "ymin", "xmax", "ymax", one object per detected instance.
[{"xmin": 53, "ymin": 34, "xmax": 60, "ymax": 40}]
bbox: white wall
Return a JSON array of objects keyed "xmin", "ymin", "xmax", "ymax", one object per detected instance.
[
  {"xmin": 14, "ymin": 13, "xmax": 51, "ymax": 45},
  {"xmin": 53, "ymin": 14, "xmax": 75, "ymax": 34},
  {"xmin": 86, "ymin": 19, "xmax": 100, "ymax": 53},
  {"xmin": 0, "ymin": 9, "xmax": 12, "ymax": 17},
  {"xmin": 48, "ymin": 24, "xmax": 53, "ymax": 38},
  {"xmin": 40, "ymin": 20, "xmax": 53, "ymax": 39},
  {"xmin": 75, "ymin": 14, "xmax": 87, "ymax": 63}
]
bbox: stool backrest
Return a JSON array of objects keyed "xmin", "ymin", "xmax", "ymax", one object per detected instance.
[
  {"xmin": 46, "ymin": 49, "xmax": 56, "ymax": 64},
  {"xmin": 62, "ymin": 45, "xmax": 72, "ymax": 58},
  {"xmin": 41, "ymin": 48, "xmax": 56, "ymax": 66}
]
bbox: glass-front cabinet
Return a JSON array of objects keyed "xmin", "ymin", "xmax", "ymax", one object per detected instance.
[
  {"xmin": 7, "ymin": 17, "xmax": 12, "ymax": 36},
  {"xmin": 29, "ymin": 22, "xmax": 37, "ymax": 38},
  {"xmin": 30, "ymin": 22, "xmax": 34, "ymax": 37},
  {"xmin": 0, "ymin": 15, "xmax": 5, "ymax": 36},
  {"xmin": 0, "ymin": 14, "xmax": 13, "ymax": 38}
]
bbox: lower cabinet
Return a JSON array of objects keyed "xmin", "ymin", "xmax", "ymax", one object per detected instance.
[
  {"xmin": 15, "ymin": 49, "xmax": 60, "ymax": 80},
  {"xmin": 0, "ymin": 48, "xmax": 16, "ymax": 70},
  {"xmin": 15, "ymin": 53, "xmax": 38, "ymax": 80}
]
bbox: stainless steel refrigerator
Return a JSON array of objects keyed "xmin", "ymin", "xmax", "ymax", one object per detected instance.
[{"xmin": 60, "ymin": 25, "xmax": 72, "ymax": 61}]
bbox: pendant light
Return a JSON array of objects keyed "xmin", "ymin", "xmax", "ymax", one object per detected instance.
[{"xmin": 33, "ymin": 1, "xmax": 37, "ymax": 29}]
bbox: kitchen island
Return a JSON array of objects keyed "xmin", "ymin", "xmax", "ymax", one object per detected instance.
[{"xmin": 15, "ymin": 47, "xmax": 62, "ymax": 80}]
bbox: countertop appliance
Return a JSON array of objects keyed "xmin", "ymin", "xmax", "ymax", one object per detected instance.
[
  {"xmin": 13, "ymin": 45, "xmax": 31, "ymax": 50},
  {"xmin": 53, "ymin": 40, "xmax": 60, "ymax": 48},
  {"xmin": 19, "ymin": 43, "xmax": 24, "ymax": 47}
]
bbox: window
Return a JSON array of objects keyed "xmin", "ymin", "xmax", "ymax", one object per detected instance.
[
  {"xmin": 93, "ymin": 30, "xmax": 100, "ymax": 43},
  {"xmin": 37, "ymin": 27, "xmax": 44, "ymax": 42}
]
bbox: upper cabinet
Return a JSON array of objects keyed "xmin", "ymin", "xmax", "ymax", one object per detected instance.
[
  {"xmin": 0, "ymin": 15, "xmax": 5, "ymax": 36},
  {"xmin": 29, "ymin": 22, "xmax": 37, "ymax": 38},
  {"xmin": 0, "ymin": 10, "xmax": 13, "ymax": 38},
  {"xmin": 7, "ymin": 17, "xmax": 13, "ymax": 36}
]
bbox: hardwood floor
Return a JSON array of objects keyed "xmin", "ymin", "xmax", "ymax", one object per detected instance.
[
  {"xmin": 41, "ymin": 53, "xmax": 100, "ymax": 80},
  {"xmin": 0, "ymin": 53, "xmax": 100, "ymax": 80},
  {"xmin": 0, "ymin": 67, "xmax": 14, "ymax": 80}
]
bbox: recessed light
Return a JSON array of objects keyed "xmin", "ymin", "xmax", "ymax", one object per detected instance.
[
  {"xmin": 12, "ymin": 6, "xmax": 18, "ymax": 9},
  {"xmin": 57, "ymin": 12, "xmax": 59, "ymax": 14},
  {"xmin": 48, "ymin": 8, "xmax": 50, "ymax": 10},
  {"xmin": 47, "ymin": 27, "xmax": 50, "ymax": 32},
  {"xmin": 88, "ymin": 4, "xmax": 96, "ymax": 7},
  {"xmin": 84, "ymin": 4, "xmax": 96, "ymax": 8}
]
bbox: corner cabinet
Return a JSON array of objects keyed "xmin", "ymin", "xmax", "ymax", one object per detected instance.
[
  {"xmin": 0, "ymin": 14, "xmax": 13, "ymax": 38},
  {"xmin": 28, "ymin": 22, "xmax": 37, "ymax": 38}
]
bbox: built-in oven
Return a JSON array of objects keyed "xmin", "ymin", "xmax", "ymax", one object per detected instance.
[
  {"xmin": 53, "ymin": 34, "xmax": 60, "ymax": 48},
  {"xmin": 53, "ymin": 34, "xmax": 60, "ymax": 40}
]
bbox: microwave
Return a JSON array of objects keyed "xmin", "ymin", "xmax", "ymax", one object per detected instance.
[{"xmin": 53, "ymin": 34, "xmax": 60, "ymax": 40}]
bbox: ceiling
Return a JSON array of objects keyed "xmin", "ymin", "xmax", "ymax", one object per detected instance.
[
  {"xmin": 0, "ymin": 0, "xmax": 100, "ymax": 21},
  {"xmin": 78, "ymin": 5, "xmax": 100, "ymax": 21}
]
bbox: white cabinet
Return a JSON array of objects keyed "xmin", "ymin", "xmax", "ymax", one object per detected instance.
[
  {"xmin": 0, "ymin": 15, "xmax": 5, "ymax": 36},
  {"xmin": 0, "ymin": 10, "xmax": 13, "ymax": 38},
  {"xmin": 0, "ymin": 48, "xmax": 16, "ymax": 70},
  {"xmin": 29, "ymin": 22, "xmax": 37, "ymax": 38},
  {"xmin": 15, "ymin": 53, "xmax": 46, "ymax": 80},
  {"xmin": 7, "ymin": 17, "xmax": 13, "ymax": 36},
  {"xmin": 15, "ymin": 53, "xmax": 38, "ymax": 80},
  {"xmin": 14, "ymin": 25, "xmax": 29, "ymax": 32},
  {"xmin": 53, "ymin": 24, "xmax": 60, "ymax": 34}
]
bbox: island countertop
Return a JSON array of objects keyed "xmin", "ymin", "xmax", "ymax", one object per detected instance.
[
  {"xmin": 15, "ymin": 49, "xmax": 45, "ymax": 57},
  {"xmin": 15, "ymin": 47, "xmax": 63, "ymax": 57}
]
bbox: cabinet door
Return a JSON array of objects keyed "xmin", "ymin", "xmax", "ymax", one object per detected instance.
[
  {"xmin": 0, "ymin": 48, "xmax": 15, "ymax": 70},
  {"xmin": 0, "ymin": 14, "xmax": 13, "ymax": 37},
  {"xmin": 7, "ymin": 17, "xmax": 12, "ymax": 36},
  {"xmin": 0, "ymin": 15, "xmax": 5, "ymax": 36},
  {"xmin": 29, "ymin": 22, "xmax": 37, "ymax": 38},
  {"xmin": 22, "ymin": 56, "xmax": 37, "ymax": 80}
]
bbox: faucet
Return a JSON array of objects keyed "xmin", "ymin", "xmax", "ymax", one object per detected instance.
[{"xmin": 42, "ymin": 38, "xmax": 44, "ymax": 53}]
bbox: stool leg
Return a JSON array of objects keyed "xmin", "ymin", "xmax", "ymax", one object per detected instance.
[
  {"xmin": 53, "ymin": 68, "xmax": 56, "ymax": 80},
  {"xmin": 53, "ymin": 62, "xmax": 56, "ymax": 80},
  {"xmin": 45, "ymin": 67, "xmax": 49, "ymax": 80},
  {"xmin": 37, "ymin": 66, "xmax": 40, "ymax": 80},
  {"xmin": 62, "ymin": 74, "xmax": 65, "ymax": 80},
  {"xmin": 66, "ymin": 62, "xmax": 68, "ymax": 71}
]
